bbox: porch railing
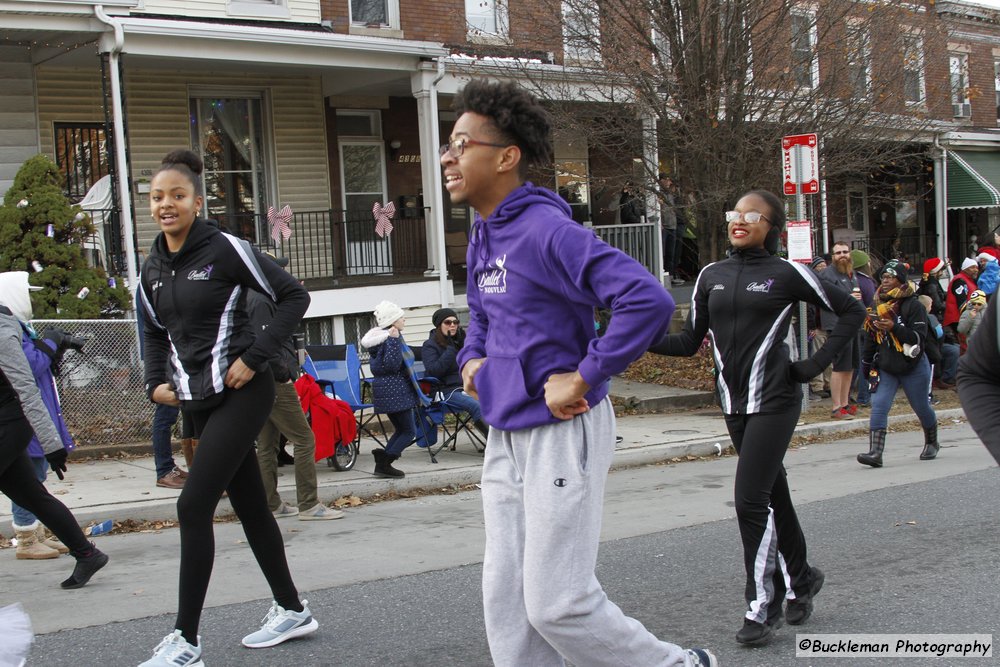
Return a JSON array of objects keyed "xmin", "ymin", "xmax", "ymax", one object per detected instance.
[
  {"xmin": 593, "ymin": 221, "xmax": 658, "ymax": 275},
  {"xmin": 851, "ymin": 233, "xmax": 939, "ymax": 269},
  {"xmin": 211, "ymin": 209, "xmax": 431, "ymax": 284}
]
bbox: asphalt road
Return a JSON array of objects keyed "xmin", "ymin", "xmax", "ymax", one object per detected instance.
[{"xmin": 21, "ymin": 423, "xmax": 1000, "ymax": 666}]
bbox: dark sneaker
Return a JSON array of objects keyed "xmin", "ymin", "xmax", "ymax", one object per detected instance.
[
  {"xmin": 683, "ymin": 647, "xmax": 719, "ymax": 666},
  {"xmin": 156, "ymin": 469, "xmax": 186, "ymax": 489},
  {"xmin": 61, "ymin": 546, "xmax": 109, "ymax": 589},
  {"xmin": 736, "ymin": 617, "xmax": 781, "ymax": 645},
  {"xmin": 787, "ymin": 567, "xmax": 825, "ymax": 625}
]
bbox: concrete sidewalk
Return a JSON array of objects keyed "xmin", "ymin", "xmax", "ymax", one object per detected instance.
[{"xmin": 0, "ymin": 401, "xmax": 966, "ymax": 528}]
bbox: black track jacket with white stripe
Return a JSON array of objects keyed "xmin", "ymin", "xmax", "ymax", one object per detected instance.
[
  {"xmin": 139, "ymin": 218, "xmax": 309, "ymax": 402},
  {"xmin": 650, "ymin": 247, "xmax": 865, "ymax": 415}
]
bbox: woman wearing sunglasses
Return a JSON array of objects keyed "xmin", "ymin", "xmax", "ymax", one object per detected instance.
[
  {"xmin": 421, "ymin": 308, "xmax": 489, "ymax": 440},
  {"xmin": 649, "ymin": 190, "xmax": 865, "ymax": 646}
]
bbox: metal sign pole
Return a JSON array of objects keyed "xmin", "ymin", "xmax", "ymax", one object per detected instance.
[{"xmin": 795, "ymin": 145, "xmax": 810, "ymax": 415}]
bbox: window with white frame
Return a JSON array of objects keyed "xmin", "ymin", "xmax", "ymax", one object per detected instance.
[
  {"xmin": 902, "ymin": 33, "xmax": 925, "ymax": 105},
  {"xmin": 562, "ymin": 0, "xmax": 601, "ymax": 64},
  {"xmin": 350, "ymin": 0, "xmax": 399, "ymax": 29},
  {"xmin": 336, "ymin": 110, "xmax": 391, "ymax": 275},
  {"xmin": 950, "ymin": 53, "xmax": 970, "ymax": 104},
  {"xmin": 845, "ymin": 21, "xmax": 871, "ymax": 99},
  {"xmin": 790, "ymin": 10, "xmax": 817, "ymax": 89},
  {"xmin": 189, "ymin": 95, "xmax": 271, "ymax": 243},
  {"xmin": 994, "ymin": 59, "xmax": 1000, "ymax": 120},
  {"xmin": 466, "ymin": 0, "xmax": 508, "ymax": 39}
]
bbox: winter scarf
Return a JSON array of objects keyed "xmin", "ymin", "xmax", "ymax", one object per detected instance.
[{"xmin": 864, "ymin": 281, "xmax": 915, "ymax": 352}]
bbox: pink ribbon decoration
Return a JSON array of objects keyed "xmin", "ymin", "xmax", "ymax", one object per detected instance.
[
  {"xmin": 373, "ymin": 201, "xmax": 395, "ymax": 238},
  {"xmin": 268, "ymin": 205, "xmax": 293, "ymax": 243}
]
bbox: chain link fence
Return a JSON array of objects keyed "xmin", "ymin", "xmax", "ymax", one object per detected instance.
[{"xmin": 31, "ymin": 319, "xmax": 153, "ymax": 449}]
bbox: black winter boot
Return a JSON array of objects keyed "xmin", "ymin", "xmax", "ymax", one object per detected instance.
[
  {"xmin": 920, "ymin": 424, "xmax": 939, "ymax": 460},
  {"xmin": 372, "ymin": 449, "xmax": 404, "ymax": 478},
  {"xmin": 858, "ymin": 429, "xmax": 886, "ymax": 468}
]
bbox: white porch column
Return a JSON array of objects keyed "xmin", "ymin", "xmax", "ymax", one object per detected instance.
[
  {"xmin": 411, "ymin": 62, "xmax": 450, "ymax": 307},
  {"xmin": 640, "ymin": 113, "xmax": 664, "ymax": 282},
  {"xmin": 934, "ymin": 144, "xmax": 948, "ymax": 263}
]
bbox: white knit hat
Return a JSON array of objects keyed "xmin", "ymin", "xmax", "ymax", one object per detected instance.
[
  {"xmin": 961, "ymin": 257, "xmax": 978, "ymax": 272},
  {"xmin": 373, "ymin": 300, "xmax": 405, "ymax": 328}
]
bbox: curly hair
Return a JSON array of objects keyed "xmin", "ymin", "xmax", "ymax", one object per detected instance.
[
  {"xmin": 452, "ymin": 80, "xmax": 553, "ymax": 176},
  {"xmin": 154, "ymin": 149, "xmax": 205, "ymax": 197}
]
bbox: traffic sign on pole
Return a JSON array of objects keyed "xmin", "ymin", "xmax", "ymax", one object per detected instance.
[{"xmin": 782, "ymin": 133, "xmax": 819, "ymax": 195}]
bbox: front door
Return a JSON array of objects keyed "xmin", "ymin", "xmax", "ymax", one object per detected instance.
[{"xmin": 339, "ymin": 141, "xmax": 391, "ymax": 275}]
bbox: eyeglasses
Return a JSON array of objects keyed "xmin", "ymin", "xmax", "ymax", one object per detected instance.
[
  {"xmin": 832, "ymin": 250, "xmax": 851, "ymax": 256},
  {"xmin": 442, "ymin": 319, "xmax": 459, "ymax": 326},
  {"xmin": 439, "ymin": 137, "xmax": 509, "ymax": 159},
  {"xmin": 725, "ymin": 210, "xmax": 770, "ymax": 224}
]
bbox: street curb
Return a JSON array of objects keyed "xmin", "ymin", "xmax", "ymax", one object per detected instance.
[{"xmin": 64, "ymin": 408, "xmax": 966, "ymax": 527}]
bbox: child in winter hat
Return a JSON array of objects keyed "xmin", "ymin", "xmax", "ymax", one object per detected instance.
[{"xmin": 373, "ymin": 300, "xmax": 405, "ymax": 328}]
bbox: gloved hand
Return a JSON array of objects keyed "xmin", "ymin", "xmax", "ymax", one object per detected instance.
[
  {"xmin": 45, "ymin": 449, "xmax": 68, "ymax": 480},
  {"xmin": 788, "ymin": 358, "xmax": 823, "ymax": 384}
]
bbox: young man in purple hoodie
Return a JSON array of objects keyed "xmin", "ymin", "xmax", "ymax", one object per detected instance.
[{"xmin": 443, "ymin": 80, "xmax": 718, "ymax": 667}]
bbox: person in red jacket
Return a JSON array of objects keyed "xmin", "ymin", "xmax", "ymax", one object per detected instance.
[{"xmin": 944, "ymin": 257, "xmax": 979, "ymax": 334}]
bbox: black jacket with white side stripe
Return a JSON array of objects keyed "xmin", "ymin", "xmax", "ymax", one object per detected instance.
[
  {"xmin": 139, "ymin": 218, "xmax": 309, "ymax": 402},
  {"xmin": 650, "ymin": 247, "xmax": 866, "ymax": 415}
]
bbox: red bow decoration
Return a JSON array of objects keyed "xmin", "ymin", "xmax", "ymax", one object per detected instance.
[
  {"xmin": 373, "ymin": 201, "xmax": 395, "ymax": 238},
  {"xmin": 268, "ymin": 205, "xmax": 293, "ymax": 243}
]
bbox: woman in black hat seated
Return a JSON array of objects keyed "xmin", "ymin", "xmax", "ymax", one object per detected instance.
[{"xmin": 421, "ymin": 308, "xmax": 489, "ymax": 440}]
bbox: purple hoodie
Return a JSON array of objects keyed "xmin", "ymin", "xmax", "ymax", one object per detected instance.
[{"xmin": 457, "ymin": 182, "xmax": 674, "ymax": 430}]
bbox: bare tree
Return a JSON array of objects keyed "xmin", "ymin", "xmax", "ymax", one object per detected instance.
[{"xmin": 455, "ymin": 0, "xmax": 949, "ymax": 262}]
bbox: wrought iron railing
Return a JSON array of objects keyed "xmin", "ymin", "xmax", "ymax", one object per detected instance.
[
  {"xmin": 214, "ymin": 208, "xmax": 431, "ymax": 283},
  {"xmin": 79, "ymin": 207, "xmax": 126, "ymax": 277},
  {"xmin": 851, "ymin": 233, "xmax": 939, "ymax": 269}
]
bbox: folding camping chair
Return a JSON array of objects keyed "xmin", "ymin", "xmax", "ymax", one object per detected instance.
[
  {"xmin": 303, "ymin": 344, "xmax": 385, "ymax": 470},
  {"xmin": 411, "ymin": 347, "xmax": 487, "ymax": 463}
]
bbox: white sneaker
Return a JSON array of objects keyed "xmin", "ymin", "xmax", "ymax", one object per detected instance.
[
  {"xmin": 138, "ymin": 630, "xmax": 204, "ymax": 667},
  {"xmin": 271, "ymin": 502, "xmax": 298, "ymax": 519},
  {"xmin": 242, "ymin": 600, "xmax": 318, "ymax": 648},
  {"xmin": 298, "ymin": 503, "xmax": 345, "ymax": 521}
]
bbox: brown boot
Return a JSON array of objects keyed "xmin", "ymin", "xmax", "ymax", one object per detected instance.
[
  {"xmin": 181, "ymin": 438, "xmax": 198, "ymax": 469},
  {"xmin": 15, "ymin": 522, "xmax": 60, "ymax": 560},
  {"xmin": 36, "ymin": 525, "xmax": 69, "ymax": 554}
]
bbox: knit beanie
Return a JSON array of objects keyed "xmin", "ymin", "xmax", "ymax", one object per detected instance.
[
  {"xmin": 809, "ymin": 256, "xmax": 826, "ymax": 270},
  {"xmin": 881, "ymin": 259, "xmax": 908, "ymax": 281},
  {"xmin": 373, "ymin": 300, "xmax": 405, "ymax": 328},
  {"xmin": 961, "ymin": 257, "xmax": 978, "ymax": 272},
  {"xmin": 922, "ymin": 257, "xmax": 945, "ymax": 276},
  {"xmin": 432, "ymin": 307, "xmax": 458, "ymax": 328},
  {"xmin": 851, "ymin": 249, "xmax": 870, "ymax": 271}
]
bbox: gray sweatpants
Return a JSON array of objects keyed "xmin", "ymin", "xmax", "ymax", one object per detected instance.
[{"xmin": 481, "ymin": 398, "xmax": 689, "ymax": 667}]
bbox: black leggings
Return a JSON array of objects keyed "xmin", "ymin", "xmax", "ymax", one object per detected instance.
[
  {"xmin": 725, "ymin": 408, "xmax": 811, "ymax": 624},
  {"xmin": 175, "ymin": 370, "xmax": 300, "ymax": 642},
  {"xmin": 0, "ymin": 417, "xmax": 90, "ymax": 555}
]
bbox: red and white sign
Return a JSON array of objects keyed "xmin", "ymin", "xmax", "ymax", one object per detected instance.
[
  {"xmin": 785, "ymin": 219, "xmax": 813, "ymax": 263},
  {"xmin": 782, "ymin": 133, "xmax": 819, "ymax": 196}
]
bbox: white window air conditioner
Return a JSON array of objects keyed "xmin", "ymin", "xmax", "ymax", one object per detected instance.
[{"xmin": 953, "ymin": 102, "xmax": 972, "ymax": 118}]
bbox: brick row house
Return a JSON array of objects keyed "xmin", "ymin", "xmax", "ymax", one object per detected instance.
[{"xmin": 2, "ymin": 0, "xmax": 1000, "ymax": 344}]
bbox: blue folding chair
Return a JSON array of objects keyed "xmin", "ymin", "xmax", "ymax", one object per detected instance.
[
  {"xmin": 303, "ymin": 344, "xmax": 385, "ymax": 470},
  {"xmin": 411, "ymin": 347, "xmax": 486, "ymax": 463}
]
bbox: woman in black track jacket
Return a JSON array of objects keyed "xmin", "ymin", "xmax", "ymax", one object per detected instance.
[
  {"xmin": 136, "ymin": 150, "xmax": 316, "ymax": 667},
  {"xmin": 650, "ymin": 190, "xmax": 865, "ymax": 647}
]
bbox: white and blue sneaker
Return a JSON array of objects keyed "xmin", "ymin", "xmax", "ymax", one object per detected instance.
[
  {"xmin": 684, "ymin": 647, "xmax": 719, "ymax": 667},
  {"xmin": 138, "ymin": 630, "xmax": 204, "ymax": 667},
  {"xmin": 241, "ymin": 600, "xmax": 318, "ymax": 648}
]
